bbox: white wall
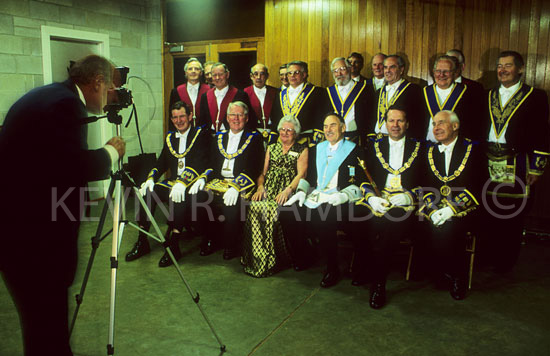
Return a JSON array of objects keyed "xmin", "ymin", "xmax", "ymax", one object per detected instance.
[{"xmin": 0, "ymin": 0, "xmax": 164, "ymax": 160}]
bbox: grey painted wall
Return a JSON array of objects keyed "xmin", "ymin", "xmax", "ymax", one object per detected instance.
[{"xmin": 0, "ymin": 0, "xmax": 164, "ymax": 160}]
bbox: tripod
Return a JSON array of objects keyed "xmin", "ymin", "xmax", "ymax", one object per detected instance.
[{"xmin": 69, "ymin": 123, "xmax": 226, "ymax": 355}]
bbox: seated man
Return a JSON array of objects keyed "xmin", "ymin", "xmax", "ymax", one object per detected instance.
[
  {"xmin": 280, "ymin": 113, "xmax": 365, "ymax": 288},
  {"xmin": 353, "ymin": 107, "xmax": 424, "ymax": 309},
  {"xmin": 125, "ymin": 101, "xmax": 210, "ymax": 267},
  {"xmin": 188, "ymin": 101, "xmax": 264, "ymax": 260},
  {"xmin": 419, "ymin": 110, "xmax": 485, "ymax": 300}
]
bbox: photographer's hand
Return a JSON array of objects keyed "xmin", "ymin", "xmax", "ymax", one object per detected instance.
[{"xmin": 106, "ymin": 136, "xmax": 126, "ymax": 158}]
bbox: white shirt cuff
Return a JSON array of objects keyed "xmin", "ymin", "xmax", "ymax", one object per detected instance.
[{"xmin": 103, "ymin": 144, "xmax": 120, "ymax": 166}]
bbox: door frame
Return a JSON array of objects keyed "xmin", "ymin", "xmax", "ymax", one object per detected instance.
[{"xmin": 162, "ymin": 37, "xmax": 265, "ymax": 132}]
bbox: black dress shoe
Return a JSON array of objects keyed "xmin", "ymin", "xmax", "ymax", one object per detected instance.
[
  {"xmin": 450, "ymin": 278, "xmax": 467, "ymax": 300},
  {"xmin": 223, "ymin": 249, "xmax": 239, "ymax": 260},
  {"xmin": 320, "ymin": 271, "xmax": 340, "ymax": 288},
  {"xmin": 369, "ymin": 283, "xmax": 386, "ymax": 309},
  {"xmin": 125, "ymin": 237, "xmax": 150, "ymax": 262},
  {"xmin": 199, "ymin": 240, "xmax": 216, "ymax": 256},
  {"xmin": 158, "ymin": 248, "xmax": 182, "ymax": 268}
]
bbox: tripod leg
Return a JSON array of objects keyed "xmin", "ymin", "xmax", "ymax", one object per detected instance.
[
  {"xmin": 69, "ymin": 175, "xmax": 116, "ymax": 338},
  {"xmin": 107, "ymin": 177, "xmax": 123, "ymax": 355}
]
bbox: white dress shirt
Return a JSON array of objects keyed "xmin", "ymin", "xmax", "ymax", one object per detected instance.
[
  {"xmin": 287, "ymin": 82, "xmax": 305, "ymax": 105},
  {"xmin": 337, "ymin": 80, "xmax": 357, "ymax": 131},
  {"xmin": 488, "ymin": 81, "xmax": 521, "ymax": 144},
  {"xmin": 187, "ymin": 82, "xmax": 199, "ymax": 106},
  {"xmin": 439, "ymin": 136, "xmax": 458, "ymax": 176},
  {"xmin": 214, "ymin": 86, "xmax": 229, "ymax": 109},
  {"xmin": 176, "ymin": 129, "xmax": 190, "ymax": 176},
  {"xmin": 373, "ymin": 77, "xmax": 385, "ymax": 91},
  {"xmin": 385, "ymin": 79, "xmax": 404, "ymax": 103},
  {"xmin": 385, "ymin": 136, "xmax": 405, "ymax": 189},
  {"xmin": 221, "ymin": 130, "xmax": 244, "ymax": 178},
  {"xmin": 425, "ymin": 84, "xmax": 454, "ymax": 143},
  {"xmin": 213, "ymin": 86, "xmax": 229, "ymax": 131},
  {"xmin": 253, "ymin": 86, "xmax": 267, "ymax": 106}
]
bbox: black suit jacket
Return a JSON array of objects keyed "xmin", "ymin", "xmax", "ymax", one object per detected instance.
[
  {"xmin": 373, "ymin": 79, "xmax": 425, "ymax": 140},
  {"xmin": 0, "ymin": 80, "xmax": 112, "ymax": 282},
  {"xmin": 197, "ymin": 86, "xmax": 255, "ymax": 132},
  {"xmin": 364, "ymin": 135, "xmax": 424, "ymax": 195},
  {"xmin": 325, "ymin": 81, "xmax": 375, "ymax": 146},
  {"xmin": 150, "ymin": 126, "xmax": 211, "ymax": 184},
  {"xmin": 206, "ymin": 130, "xmax": 264, "ymax": 192},
  {"xmin": 169, "ymin": 83, "xmax": 210, "ymax": 119},
  {"xmin": 421, "ymin": 136, "xmax": 486, "ymax": 218},
  {"xmin": 271, "ymin": 82, "xmax": 329, "ymax": 133},
  {"xmin": 485, "ymin": 84, "xmax": 549, "ymax": 155},
  {"xmin": 305, "ymin": 140, "xmax": 366, "ymax": 191},
  {"xmin": 244, "ymin": 84, "xmax": 279, "ymax": 130},
  {"xmin": 422, "ymin": 83, "xmax": 482, "ymax": 142}
]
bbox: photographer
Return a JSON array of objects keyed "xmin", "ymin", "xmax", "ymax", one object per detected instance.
[{"xmin": 0, "ymin": 54, "xmax": 125, "ymax": 356}]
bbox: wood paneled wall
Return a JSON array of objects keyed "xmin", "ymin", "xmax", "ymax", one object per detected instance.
[{"xmin": 264, "ymin": 0, "xmax": 550, "ymax": 93}]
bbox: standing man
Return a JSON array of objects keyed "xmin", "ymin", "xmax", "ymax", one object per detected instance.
[
  {"xmin": 446, "ymin": 49, "xmax": 485, "ymax": 93},
  {"xmin": 374, "ymin": 54, "xmax": 424, "ymax": 140},
  {"xmin": 326, "ymin": 57, "xmax": 374, "ymax": 145},
  {"xmin": 367, "ymin": 53, "xmax": 387, "ymax": 91},
  {"xmin": 0, "ymin": 54, "xmax": 125, "ymax": 355},
  {"xmin": 244, "ymin": 63, "xmax": 279, "ymax": 138},
  {"xmin": 271, "ymin": 60, "xmax": 328, "ymax": 145},
  {"xmin": 423, "ymin": 55, "xmax": 480, "ymax": 142},
  {"xmin": 348, "ymin": 52, "xmax": 367, "ymax": 83},
  {"xmin": 203, "ymin": 60, "xmax": 215, "ymax": 87},
  {"xmin": 169, "ymin": 57, "xmax": 210, "ymax": 126},
  {"xmin": 484, "ymin": 51, "xmax": 549, "ymax": 272},
  {"xmin": 279, "ymin": 63, "xmax": 290, "ymax": 90},
  {"xmin": 353, "ymin": 107, "xmax": 424, "ymax": 309},
  {"xmin": 198, "ymin": 62, "xmax": 253, "ymax": 132},
  {"xmin": 420, "ymin": 110, "xmax": 485, "ymax": 301},
  {"xmin": 280, "ymin": 113, "xmax": 365, "ymax": 287},
  {"xmin": 189, "ymin": 101, "xmax": 264, "ymax": 260},
  {"xmin": 125, "ymin": 101, "xmax": 210, "ymax": 267}
]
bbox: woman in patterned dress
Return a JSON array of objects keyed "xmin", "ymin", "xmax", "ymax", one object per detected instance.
[{"xmin": 242, "ymin": 115, "xmax": 308, "ymax": 277}]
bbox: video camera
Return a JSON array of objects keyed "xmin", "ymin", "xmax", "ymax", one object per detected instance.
[{"xmin": 104, "ymin": 66, "xmax": 133, "ymax": 124}]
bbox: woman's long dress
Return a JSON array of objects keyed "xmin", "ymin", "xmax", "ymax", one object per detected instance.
[{"xmin": 242, "ymin": 141, "xmax": 307, "ymax": 277}]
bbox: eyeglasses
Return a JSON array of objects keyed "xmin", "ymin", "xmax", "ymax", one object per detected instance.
[
  {"xmin": 287, "ymin": 70, "xmax": 302, "ymax": 76},
  {"xmin": 434, "ymin": 69, "xmax": 453, "ymax": 75},
  {"xmin": 332, "ymin": 66, "xmax": 348, "ymax": 74},
  {"xmin": 279, "ymin": 127, "xmax": 295, "ymax": 133},
  {"xmin": 228, "ymin": 113, "xmax": 246, "ymax": 119},
  {"xmin": 211, "ymin": 72, "xmax": 227, "ymax": 78},
  {"xmin": 252, "ymin": 72, "xmax": 267, "ymax": 77}
]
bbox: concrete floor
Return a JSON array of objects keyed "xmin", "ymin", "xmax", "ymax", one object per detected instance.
[{"xmin": 1, "ymin": 198, "xmax": 549, "ymax": 356}]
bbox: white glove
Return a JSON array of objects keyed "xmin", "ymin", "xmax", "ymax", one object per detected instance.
[
  {"xmin": 328, "ymin": 192, "xmax": 349, "ymax": 206},
  {"xmin": 430, "ymin": 206, "xmax": 454, "ymax": 226},
  {"xmin": 188, "ymin": 178, "xmax": 205, "ymax": 195},
  {"xmin": 139, "ymin": 179, "xmax": 155, "ymax": 196},
  {"xmin": 169, "ymin": 182, "xmax": 186, "ymax": 203},
  {"xmin": 389, "ymin": 193, "xmax": 412, "ymax": 207},
  {"xmin": 368, "ymin": 196, "xmax": 390, "ymax": 214},
  {"xmin": 284, "ymin": 191, "xmax": 306, "ymax": 207},
  {"xmin": 223, "ymin": 187, "xmax": 239, "ymax": 206}
]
